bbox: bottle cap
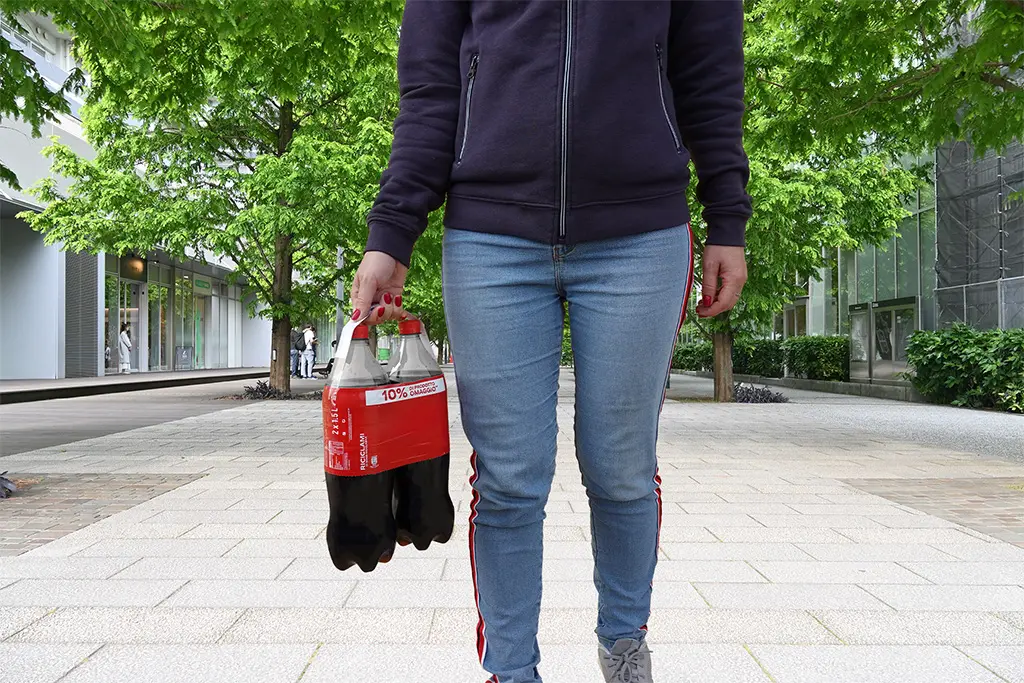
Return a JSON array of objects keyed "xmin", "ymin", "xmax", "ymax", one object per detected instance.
[
  {"xmin": 352, "ymin": 324, "xmax": 369, "ymax": 340},
  {"xmin": 398, "ymin": 319, "xmax": 422, "ymax": 335}
]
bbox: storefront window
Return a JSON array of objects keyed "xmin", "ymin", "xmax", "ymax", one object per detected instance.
[
  {"xmin": 149, "ymin": 284, "xmax": 170, "ymax": 371},
  {"xmin": 174, "ymin": 272, "xmax": 195, "ymax": 369}
]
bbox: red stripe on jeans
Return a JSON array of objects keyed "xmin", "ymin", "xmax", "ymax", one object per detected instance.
[{"xmin": 469, "ymin": 450, "xmax": 488, "ymax": 666}]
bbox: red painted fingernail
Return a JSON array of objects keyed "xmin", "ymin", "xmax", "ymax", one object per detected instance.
[
  {"xmin": 702, "ymin": 295, "xmax": 712, "ymax": 308},
  {"xmin": 383, "ymin": 292, "xmax": 392, "ymax": 305},
  {"xmin": 377, "ymin": 306, "xmax": 385, "ymax": 318},
  {"xmin": 351, "ymin": 309, "xmax": 360, "ymax": 320},
  {"xmin": 395, "ymin": 295, "xmax": 402, "ymax": 308},
  {"xmin": 400, "ymin": 312, "xmax": 408, "ymax": 320}
]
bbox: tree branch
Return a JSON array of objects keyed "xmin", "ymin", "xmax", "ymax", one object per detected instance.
[{"xmin": 979, "ymin": 72, "xmax": 1023, "ymax": 92}]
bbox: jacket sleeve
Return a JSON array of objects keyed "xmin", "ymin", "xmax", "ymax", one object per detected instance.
[
  {"xmin": 668, "ymin": 0, "xmax": 752, "ymax": 247},
  {"xmin": 364, "ymin": 0, "xmax": 470, "ymax": 266}
]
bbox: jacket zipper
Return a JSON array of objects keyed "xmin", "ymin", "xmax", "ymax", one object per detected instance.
[
  {"xmin": 655, "ymin": 44, "xmax": 682, "ymax": 152},
  {"xmin": 457, "ymin": 54, "xmax": 479, "ymax": 164},
  {"xmin": 558, "ymin": 0, "xmax": 574, "ymax": 242}
]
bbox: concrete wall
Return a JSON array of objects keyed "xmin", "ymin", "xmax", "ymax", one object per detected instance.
[{"xmin": 0, "ymin": 217, "xmax": 62, "ymax": 379}]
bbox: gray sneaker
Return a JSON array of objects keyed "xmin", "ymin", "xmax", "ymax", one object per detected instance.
[{"xmin": 599, "ymin": 638, "xmax": 653, "ymax": 682}]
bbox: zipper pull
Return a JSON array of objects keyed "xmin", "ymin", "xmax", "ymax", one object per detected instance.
[{"xmin": 468, "ymin": 54, "xmax": 479, "ymax": 80}]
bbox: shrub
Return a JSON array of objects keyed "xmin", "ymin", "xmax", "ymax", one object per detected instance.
[
  {"xmin": 782, "ymin": 336, "xmax": 850, "ymax": 381},
  {"xmin": 905, "ymin": 325, "xmax": 1024, "ymax": 413},
  {"xmin": 733, "ymin": 384, "xmax": 789, "ymax": 403},
  {"xmin": 733, "ymin": 338, "xmax": 784, "ymax": 377},
  {"xmin": 672, "ymin": 341, "xmax": 713, "ymax": 371},
  {"xmin": 561, "ymin": 323, "xmax": 574, "ymax": 367}
]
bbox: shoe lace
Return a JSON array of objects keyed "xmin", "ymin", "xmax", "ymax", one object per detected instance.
[{"xmin": 603, "ymin": 644, "xmax": 651, "ymax": 682}]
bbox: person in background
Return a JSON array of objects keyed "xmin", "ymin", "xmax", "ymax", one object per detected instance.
[
  {"xmin": 290, "ymin": 326, "xmax": 303, "ymax": 378},
  {"xmin": 118, "ymin": 322, "xmax": 133, "ymax": 374},
  {"xmin": 301, "ymin": 324, "xmax": 317, "ymax": 379}
]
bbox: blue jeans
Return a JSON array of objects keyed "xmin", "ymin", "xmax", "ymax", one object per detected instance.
[
  {"xmin": 443, "ymin": 225, "xmax": 693, "ymax": 683},
  {"xmin": 301, "ymin": 349, "xmax": 315, "ymax": 378},
  {"xmin": 290, "ymin": 349, "xmax": 300, "ymax": 376}
]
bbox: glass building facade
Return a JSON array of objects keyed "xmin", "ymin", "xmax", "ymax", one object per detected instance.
[
  {"xmin": 103, "ymin": 253, "xmax": 245, "ymax": 374},
  {"xmin": 779, "ymin": 141, "xmax": 1023, "ymax": 382}
]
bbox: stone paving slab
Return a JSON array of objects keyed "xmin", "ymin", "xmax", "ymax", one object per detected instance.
[
  {"xmin": 845, "ymin": 478, "xmax": 1024, "ymax": 548},
  {"xmin": 2, "ymin": 375, "xmax": 1024, "ymax": 681},
  {"xmin": 0, "ymin": 643, "xmax": 100, "ymax": 683},
  {"xmin": 8, "ymin": 607, "xmax": 243, "ymax": 644},
  {"xmin": 57, "ymin": 643, "xmax": 314, "ymax": 683},
  {"xmin": 0, "ymin": 473, "xmax": 197, "ymax": 555},
  {"xmin": 747, "ymin": 644, "xmax": 1005, "ymax": 682},
  {"xmin": 961, "ymin": 645, "xmax": 1024, "ymax": 682}
]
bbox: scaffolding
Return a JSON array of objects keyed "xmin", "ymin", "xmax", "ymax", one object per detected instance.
[{"xmin": 935, "ymin": 140, "xmax": 1024, "ymax": 329}]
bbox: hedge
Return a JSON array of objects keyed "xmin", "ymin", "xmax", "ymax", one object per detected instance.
[
  {"xmin": 672, "ymin": 340, "xmax": 713, "ymax": 371},
  {"xmin": 733, "ymin": 338, "xmax": 785, "ymax": 378},
  {"xmin": 671, "ymin": 338, "xmax": 785, "ymax": 377},
  {"xmin": 905, "ymin": 324, "xmax": 1024, "ymax": 413},
  {"xmin": 781, "ymin": 335, "xmax": 850, "ymax": 382}
]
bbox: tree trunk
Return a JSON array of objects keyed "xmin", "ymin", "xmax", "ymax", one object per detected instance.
[
  {"xmin": 436, "ymin": 337, "xmax": 446, "ymax": 365},
  {"xmin": 268, "ymin": 100, "xmax": 296, "ymax": 393},
  {"xmin": 713, "ymin": 328, "xmax": 734, "ymax": 402},
  {"xmin": 269, "ymin": 229, "xmax": 294, "ymax": 392},
  {"xmin": 270, "ymin": 314, "xmax": 292, "ymax": 392}
]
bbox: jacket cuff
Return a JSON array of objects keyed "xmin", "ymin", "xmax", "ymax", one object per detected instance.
[
  {"xmin": 704, "ymin": 214, "xmax": 748, "ymax": 247},
  {"xmin": 365, "ymin": 221, "xmax": 418, "ymax": 267}
]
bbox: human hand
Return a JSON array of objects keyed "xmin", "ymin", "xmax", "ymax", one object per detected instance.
[
  {"xmin": 696, "ymin": 245, "xmax": 747, "ymax": 318},
  {"xmin": 349, "ymin": 251, "xmax": 409, "ymax": 324}
]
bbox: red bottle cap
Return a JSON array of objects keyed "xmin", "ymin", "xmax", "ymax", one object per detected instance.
[
  {"xmin": 352, "ymin": 324, "xmax": 369, "ymax": 340},
  {"xmin": 398, "ymin": 319, "xmax": 422, "ymax": 335}
]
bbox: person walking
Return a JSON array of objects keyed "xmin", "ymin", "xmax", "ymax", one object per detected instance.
[
  {"xmin": 301, "ymin": 324, "xmax": 317, "ymax": 379},
  {"xmin": 350, "ymin": 2, "xmax": 750, "ymax": 681},
  {"xmin": 290, "ymin": 327, "xmax": 303, "ymax": 378},
  {"xmin": 117, "ymin": 322, "xmax": 133, "ymax": 374}
]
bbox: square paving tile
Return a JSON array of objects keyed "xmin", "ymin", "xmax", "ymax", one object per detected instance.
[
  {"xmin": 0, "ymin": 606, "xmax": 51, "ymax": 639},
  {"xmin": 695, "ymin": 583, "xmax": 891, "ymax": 610},
  {"xmin": 751, "ymin": 644, "xmax": 1004, "ymax": 682},
  {"xmin": 160, "ymin": 579, "xmax": 356, "ymax": 608},
  {"xmin": 0, "ymin": 643, "xmax": 99, "ymax": 683},
  {"xmin": 59, "ymin": 644, "xmax": 314, "ymax": 683},
  {"xmin": 960, "ymin": 646, "xmax": 1024, "ymax": 682},
  {"xmin": 844, "ymin": 479, "xmax": 1024, "ymax": 549},
  {"xmin": 9, "ymin": 607, "xmax": 242, "ymax": 644},
  {"xmin": 813, "ymin": 610, "xmax": 1024, "ymax": 645},
  {"xmin": 1, "ymin": 579, "xmax": 185, "ymax": 607},
  {"xmin": 220, "ymin": 607, "xmax": 433, "ymax": 643},
  {"xmin": 0, "ymin": 474, "xmax": 198, "ymax": 554}
]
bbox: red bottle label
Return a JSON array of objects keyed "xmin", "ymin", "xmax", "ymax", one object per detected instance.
[{"xmin": 322, "ymin": 377, "xmax": 450, "ymax": 476}]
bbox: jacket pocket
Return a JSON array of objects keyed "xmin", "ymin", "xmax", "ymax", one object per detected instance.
[
  {"xmin": 655, "ymin": 44, "xmax": 682, "ymax": 153},
  {"xmin": 457, "ymin": 54, "xmax": 480, "ymax": 164}
]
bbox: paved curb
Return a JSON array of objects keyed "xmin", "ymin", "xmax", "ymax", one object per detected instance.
[
  {"xmin": 676, "ymin": 371, "xmax": 930, "ymax": 403},
  {"xmin": 0, "ymin": 369, "xmax": 271, "ymax": 405}
]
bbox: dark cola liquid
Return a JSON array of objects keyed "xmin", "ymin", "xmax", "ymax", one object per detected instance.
[
  {"xmin": 325, "ymin": 333, "xmax": 395, "ymax": 573},
  {"xmin": 325, "ymin": 467, "xmax": 396, "ymax": 572},
  {"xmin": 389, "ymin": 368, "xmax": 455, "ymax": 551}
]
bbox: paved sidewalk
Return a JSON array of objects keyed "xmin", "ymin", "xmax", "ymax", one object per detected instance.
[
  {"xmin": 0, "ymin": 368, "xmax": 272, "ymax": 405},
  {"xmin": 1, "ymin": 372, "xmax": 1023, "ymax": 682}
]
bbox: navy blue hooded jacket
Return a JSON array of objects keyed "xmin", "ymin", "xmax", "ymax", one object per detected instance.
[{"xmin": 366, "ymin": 0, "xmax": 752, "ymax": 266}]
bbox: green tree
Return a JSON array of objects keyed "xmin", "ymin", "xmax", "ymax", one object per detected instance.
[
  {"xmin": 694, "ymin": 0, "xmax": 1023, "ymax": 401},
  {"xmin": 746, "ymin": 0, "xmax": 1023, "ymax": 158},
  {"xmin": 20, "ymin": 0, "xmax": 403, "ymax": 392}
]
